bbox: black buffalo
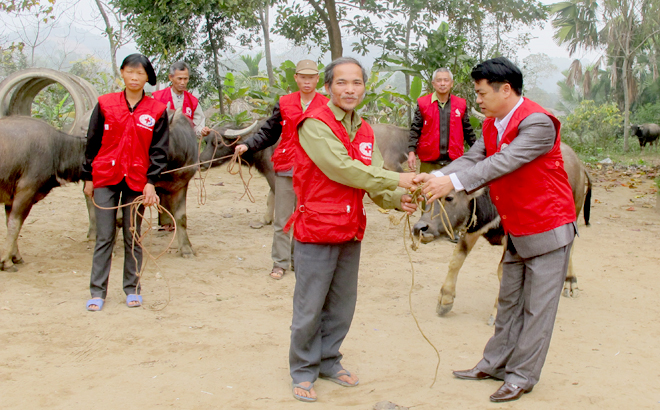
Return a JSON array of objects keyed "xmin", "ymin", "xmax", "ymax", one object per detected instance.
[
  {"xmin": 0, "ymin": 117, "xmax": 86, "ymax": 271},
  {"xmin": 411, "ymin": 143, "xmax": 592, "ymax": 324},
  {"xmin": 631, "ymin": 123, "xmax": 660, "ymax": 149}
]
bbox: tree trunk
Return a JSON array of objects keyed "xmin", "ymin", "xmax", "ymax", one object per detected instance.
[
  {"xmin": 259, "ymin": 2, "xmax": 274, "ymax": 86},
  {"xmin": 404, "ymin": 11, "xmax": 415, "ymax": 126},
  {"xmin": 94, "ymin": 0, "xmax": 120, "ymax": 79},
  {"xmin": 623, "ymin": 55, "xmax": 631, "ymax": 152},
  {"xmin": 205, "ymin": 15, "xmax": 224, "ymax": 115},
  {"xmin": 325, "ymin": 0, "xmax": 343, "ymax": 59}
]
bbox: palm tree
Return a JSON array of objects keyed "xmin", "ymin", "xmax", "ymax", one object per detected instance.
[{"xmin": 551, "ymin": 0, "xmax": 660, "ymax": 150}]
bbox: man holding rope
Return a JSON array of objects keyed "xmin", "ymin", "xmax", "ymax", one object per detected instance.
[
  {"xmin": 285, "ymin": 57, "xmax": 417, "ymax": 402},
  {"xmin": 82, "ymin": 54, "xmax": 169, "ymax": 312},
  {"xmin": 414, "ymin": 57, "xmax": 576, "ymax": 403},
  {"xmin": 234, "ymin": 60, "xmax": 328, "ymax": 280}
]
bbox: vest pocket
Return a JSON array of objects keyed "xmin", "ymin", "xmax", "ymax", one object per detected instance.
[{"xmin": 303, "ymin": 201, "xmax": 350, "ymax": 227}]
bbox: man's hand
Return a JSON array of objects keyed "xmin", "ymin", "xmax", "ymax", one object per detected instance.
[
  {"xmin": 398, "ymin": 172, "xmax": 417, "ymax": 190},
  {"xmin": 201, "ymin": 126, "xmax": 211, "ymax": 137},
  {"xmin": 142, "ymin": 183, "xmax": 159, "ymax": 207},
  {"xmin": 421, "ymin": 175, "xmax": 454, "ymax": 203},
  {"xmin": 412, "ymin": 172, "xmax": 435, "ymax": 185},
  {"xmin": 83, "ymin": 180, "xmax": 94, "ymax": 198},
  {"xmin": 407, "ymin": 152, "xmax": 417, "ymax": 171},
  {"xmin": 235, "ymin": 144, "xmax": 248, "ymax": 155},
  {"xmin": 400, "ymin": 194, "xmax": 417, "ymax": 215}
]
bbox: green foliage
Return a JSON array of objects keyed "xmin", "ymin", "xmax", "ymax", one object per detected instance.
[
  {"xmin": 631, "ymin": 102, "xmax": 660, "ymax": 125},
  {"xmin": 562, "ymin": 100, "xmax": 624, "ymax": 157},
  {"xmin": 213, "ymin": 110, "xmax": 253, "ymax": 127},
  {"xmin": 69, "ymin": 55, "xmax": 122, "ymax": 94},
  {"xmin": 31, "ymin": 83, "xmax": 74, "ymax": 130},
  {"xmin": 0, "ymin": 45, "xmax": 28, "ymax": 79}
]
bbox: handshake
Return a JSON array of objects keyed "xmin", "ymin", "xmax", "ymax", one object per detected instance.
[{"xmin": 396, "ymin": 172, "xmax": 456, "ymax": 214}]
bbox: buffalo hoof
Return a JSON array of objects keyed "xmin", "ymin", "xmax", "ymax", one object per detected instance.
[
  {"xmin": 179, "ymin": 247, "xmax": 195, "ymax": 258},
  {"xmin": 436, "ymin": 301, "xmax": 454, "ymax": 316},
  {"xmin": 1, "ymin": 262, "xmax": 18, "ymax": 272},
  {"xmin": 12, "ymin": 256, "xmax": 23, "ymax": 264},
  {"xmin": 562, "ymin": 279, "xmax": 579, "ymax": 298}
]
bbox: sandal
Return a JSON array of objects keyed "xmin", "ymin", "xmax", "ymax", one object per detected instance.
[
  {"xmin": 270, "ymin": 267, "xmax": 285, "ymax": 280},
  {"xmin": 292, "ymin": 382, "xmax": 316, "ymax": 402},
  {"xmin": 126, "ymin": 294, "xmax": 142, "ymax": 308},
  {"xmin": 86, "ymin": 298, "xmax": 105, "ymax": 311},
  {"xmin": 320, "ymin": 369, "xmax": 359, "ymax": 387}
]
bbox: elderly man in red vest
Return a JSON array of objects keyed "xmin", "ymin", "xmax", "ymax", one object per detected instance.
[
  {"xmin": 414, "ymin": 57, "xmax": 577, "ymax": 403},
  {"xmin": 408, "ymin": 68, "xmax": 476, "ymax": 173},
  {"xmin": 285, "ymin": 57, "xmax": 417, "ymax": 402},
  {"xmin": 234, "ymin": 60, "xmax": 328, "ymax": 280},
  {"xmin": 152, "ymin": 61, "xmax": 211, "ymax": 137}
]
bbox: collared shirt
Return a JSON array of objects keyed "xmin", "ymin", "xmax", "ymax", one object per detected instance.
[
  {"xmin": 297, "ymin": 101, "xmax": 404, "ymax": 210},
  {"xmin": 494, "ymin": 96, "xmax": 524, "ymax": 143},
  {"xmin": 170, "ymin": 88, "xmax": 207, "ymax": 136},
  {"xmin": 433, "ymin": 96, "xmax": 525, "ymax": 191}
]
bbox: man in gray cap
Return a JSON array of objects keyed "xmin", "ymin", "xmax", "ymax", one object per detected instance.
[{"xmin": 235, "ymin": 59, "xmax": 328, "ymax": 280}]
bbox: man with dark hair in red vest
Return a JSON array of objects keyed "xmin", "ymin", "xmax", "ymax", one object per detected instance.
[
  {"xmin": 151, "ymin": 61, "xmax": 211, "ymax": 137},
  {"xmin": 414, "ymin": 57, "xmax": 577, "ymax": 403},
  {"xmin": 234, "ymin": 59, "xmax": 328, "ymax": 280},
  {"xmin": 285, "ymin": 57, "xmax": 417, "ymax": 403},
  {"xmin": 408, "ymin": 68, "xmax": 476, "ymax": 173}
]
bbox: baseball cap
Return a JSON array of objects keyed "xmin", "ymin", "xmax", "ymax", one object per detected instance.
[{"xmin": 295, "ymin": 60, "xmax": 319, "ymax": 75}]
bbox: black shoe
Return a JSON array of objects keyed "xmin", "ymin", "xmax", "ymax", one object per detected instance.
[{"xmin": 452, "ymin": 367, "xmax": 493, "ymax": 380}]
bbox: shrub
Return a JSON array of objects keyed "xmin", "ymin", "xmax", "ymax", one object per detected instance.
[{"xmin": 561, "ymin": 100, "xmax": 623, "ymax": 158}]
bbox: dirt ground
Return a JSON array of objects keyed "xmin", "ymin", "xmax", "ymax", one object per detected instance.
[{"xmin": 1, "ymin": 163, "xmax": 659, "ymax": 410}]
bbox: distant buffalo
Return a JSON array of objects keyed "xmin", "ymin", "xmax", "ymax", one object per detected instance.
[{"xmin": 632, "ymin": 123, "xmax": 660, "ymax": 149}]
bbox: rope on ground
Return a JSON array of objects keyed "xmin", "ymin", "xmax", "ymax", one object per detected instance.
[
  {"xmin": 92, "ymin": 195, "xmax": 177, "ymax": 311},
  {"xmin": 388, "ymin": 186, "xmax": 457, "ymax": 388}
]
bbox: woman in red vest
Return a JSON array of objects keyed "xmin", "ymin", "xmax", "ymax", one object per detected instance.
[{"xmin": 82, "ymin": 54, "xmax": 169, "ymax": 311}]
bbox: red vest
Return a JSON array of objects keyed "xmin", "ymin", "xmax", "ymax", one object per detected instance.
[
  {"xmin": 417, "ymin": 94, "xmax": 467, "ymax": 161},
  {"xmin": 151, "ymin": 87, "xmax": 198, "ymax": 122},
  {"xmin": 92, "ymin": 92, "xmax": 167, "ymax": 192},
  {"xmin": 483, "ymin": 98, "xmax": 575, "ymax": 236},
  {"xmin": 286, "ymin": 105, "xmax": 374, "ymax": 243},
  {"xmin": 271, "ymin": 91, "xmax": 329, "ymax": 172}
]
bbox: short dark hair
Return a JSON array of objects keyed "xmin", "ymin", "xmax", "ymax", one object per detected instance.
[
  {"xmin": 169, "ymin": 61, "xmax": 190, "ymax": 76},
  {"xmin": 120, "ymin": 53, "xmax": 157, "ymax": 86},
  {"xmin": 471, "ymin": 57, "xmax": 523, "ymax": 96},
  {"xmin": 324, "ymin": 57, "xmax": 368, "ymax": 86}
]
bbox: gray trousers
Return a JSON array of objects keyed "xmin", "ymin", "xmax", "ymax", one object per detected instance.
[
  {"xmin": 89, "ymin": 181, "xmax": 143, "ymax": 299},
  {"xmin": 272, "ymin": 175, "xmax": 296, "ymax": 270},
  {"xmin": 476, "ymin": 240, "xmax": 573, "ymax": 390},
  {"xmin": 289, "ymin": 240, "xmax": 361, "ymax": 384}
]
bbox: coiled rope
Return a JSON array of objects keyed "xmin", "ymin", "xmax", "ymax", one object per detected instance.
[{"xmin": 92, "ymin": 195, "xmax": 177, "ymax": 310}]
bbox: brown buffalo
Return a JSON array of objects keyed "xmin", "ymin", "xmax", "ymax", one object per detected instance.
[{"xmin": 412, "ymin": 143, "xmax": 592, "ymax": 324}]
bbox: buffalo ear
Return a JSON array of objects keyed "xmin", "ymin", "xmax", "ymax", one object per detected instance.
[{"xmin": 466, "ymin": 187, "xmax": 487, "ymax": 201}]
